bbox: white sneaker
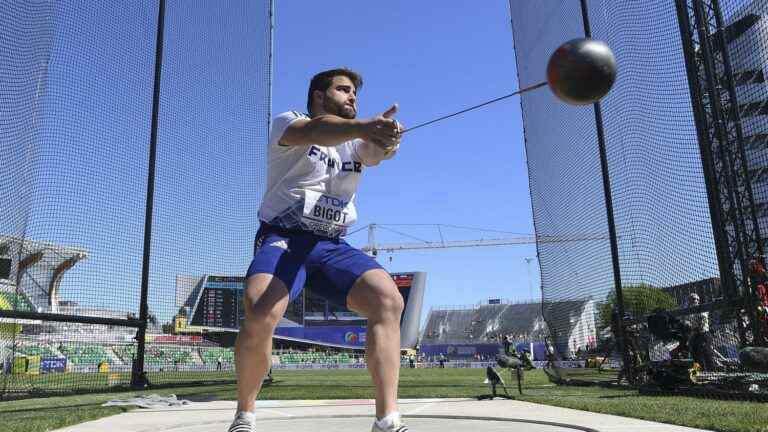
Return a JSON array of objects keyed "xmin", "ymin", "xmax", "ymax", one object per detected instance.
[
  {"xmin": 227, "ymin": 411, "xmax": 256, "ymax": 432},
  {"xmin": 372, "ymin": 416, "xmax": 409, "ymax": 432}
]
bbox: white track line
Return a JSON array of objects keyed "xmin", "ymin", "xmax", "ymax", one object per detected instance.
[
  {"xmin": 258, "ymin": 408, "xmax": 293, "ymax": 417},
  {"xmin": 403, "ymin": 402, "xmax": 436, "ymax": 415}
]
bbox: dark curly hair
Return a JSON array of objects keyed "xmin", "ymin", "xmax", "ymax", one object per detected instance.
[{"xmin": 306, "ymin": 68, "xmax": 363, "ymax": 115}]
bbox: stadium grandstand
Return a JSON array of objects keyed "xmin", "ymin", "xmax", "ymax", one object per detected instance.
[
  {"xmin": 1, "ymin": 236, "xmax": 156, "ymax": 376},
  {"xmin": 3, "ymin": 268, "xmax": 422, "ymax": 381},
  {"xmin": 4, "ymin": 334, "xmax": 370, "ymax": 375},
  {"xmin": 2, "ymin": 241, "xmax": 601, "ymax": 379},
  {"xmin": 419, "ymin": 299, "xmax": 598, "ymax": 362},
  {"xmin": 0, "ymin": 235, "xmax": 88, "ymax": 314}
]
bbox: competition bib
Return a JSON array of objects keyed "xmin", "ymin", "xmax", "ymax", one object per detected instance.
[{"xmin": 302, "ymin": 190, "xmax": 357, "ymax": 236}]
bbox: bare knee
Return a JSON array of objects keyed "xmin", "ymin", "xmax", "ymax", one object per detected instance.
[
  {"xmin": 347, "ymin": 270, "xmax": 404, "ymax": 322},
  {"xmin": 241, "ymin": 274, "xmax": 289, "ymax": 331},
  {"xmin": 378, "ymin": 287, "xmax": 405, "ymax": 320}
]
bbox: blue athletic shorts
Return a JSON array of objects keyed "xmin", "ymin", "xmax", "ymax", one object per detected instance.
[{"xmin": 245, "ymin": 223, "xmax": 384, "ymax": 307}]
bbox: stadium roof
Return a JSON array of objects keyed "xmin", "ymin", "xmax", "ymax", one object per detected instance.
[
  {"xmin": 0, "ymin": 234, "xmax": 89, "ymax": 312},
  {"xmin": 421, "ymin": 300, "xmax": 594, "ymax": 344}
]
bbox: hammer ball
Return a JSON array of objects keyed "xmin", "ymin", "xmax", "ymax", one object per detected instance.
[{"xmin": 547, "ymin": 38, "xmax": 617, "ymax": 105}]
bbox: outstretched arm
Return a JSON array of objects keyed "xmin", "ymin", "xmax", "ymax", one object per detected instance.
[
  {"xmin": 280, "ymin": 115, "xmax": 363, "ymax": 147},
  {"xmin": 279, "ymin": 104, "xmax": 402, "ymax": 149}
]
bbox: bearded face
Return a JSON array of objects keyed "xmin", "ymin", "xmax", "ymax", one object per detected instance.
[
  {"xmin": 318, "ymin": 75, "xmax": 357, "ymax": 119},
  {"xmin": 323, "ymin": 95, "xmax": 357, "ymax": 119}
]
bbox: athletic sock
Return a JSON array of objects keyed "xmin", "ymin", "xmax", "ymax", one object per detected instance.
[
  {"xmin": 235, "ymin": 411, "xmax": 256, "ymax": 421},
  {"xmin": 375, "ymin": 411, "xmax": 402, "ymax": 429}
]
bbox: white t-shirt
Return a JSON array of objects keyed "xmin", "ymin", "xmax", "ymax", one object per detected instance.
[{"xmin": 257, "ymin": 111, "xmax": 368, "ymax": 237}]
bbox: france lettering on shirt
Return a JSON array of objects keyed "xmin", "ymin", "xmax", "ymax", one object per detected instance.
[{"xmin": 307, "ymin": 145, "xmax": 362, "ymax": 173}]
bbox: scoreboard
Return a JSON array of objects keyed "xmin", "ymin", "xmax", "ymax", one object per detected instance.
[
  {"xmin": 392, "ymin": 273, "xmax": 413, "ymax": 323},
  {"xmin": 189, "ymin": 276, "xmax": 244, "ymax": 329},
  {"xmin": 189, "ymin": 274, "xmax": 416, "ymax": 330},
  {"xmin": 187, "ymin": 272, "xmax": 425, "ymax": 349}
]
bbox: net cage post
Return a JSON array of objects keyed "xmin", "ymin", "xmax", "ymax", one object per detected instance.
[
  {"xmin": 132, "ymin": 0, "xmax": 166, "ymax": 389},
  {"xmin": 675, "ymin": 0, "xmax": 740, "ymax": 318},
  {"xmin": 578, "ymin": 0, "xmax": 632, "ymax": 382}
]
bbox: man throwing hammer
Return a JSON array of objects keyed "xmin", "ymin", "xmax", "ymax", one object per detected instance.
[{"xmin": 228, "ymin": 68, "xmax": 409, "ymax": 432}]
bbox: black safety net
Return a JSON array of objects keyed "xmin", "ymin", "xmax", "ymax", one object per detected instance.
[
  {"xmin": 510, "ymin": 0, "xmax": 768, "ymax": 398},
  {"xmin": 0, "ymin": 0, "xmax": 271, "ymax": 398}
]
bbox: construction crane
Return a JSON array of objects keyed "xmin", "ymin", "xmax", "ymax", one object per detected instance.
[{"xmin": 358, "ymin": 223, "xmax": 609, "ymax": 256}]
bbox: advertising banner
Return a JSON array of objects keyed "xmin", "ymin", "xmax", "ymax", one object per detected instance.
[
  {"xmin": 40, "ymin": 357, "xmax": 67, "ymax": 373},
  {"xmin": 418, "ymin": 344, "xmax": 501, "ymax": 358},
  {"xmin": 274, "ymin": 325, "xmax": 367, "ymax": 347}
]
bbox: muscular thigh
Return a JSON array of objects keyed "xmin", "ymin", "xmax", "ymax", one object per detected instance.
[
  {"xmin": 346, "ymin": 268, "xmax": 402, "ymax": 316},
  {"xmin": 307, "ymin": 239, "xmax": 385, "ymax": 311},
  {"xmin": 245, "ymin": 227, "xmax": 315, "ymax": 303},
  {"xmin": 242, "ymin": 273, "xmax": 290, "ymax": 323}
]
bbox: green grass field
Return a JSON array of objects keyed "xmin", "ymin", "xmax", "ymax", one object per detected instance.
[
  {"xmin": 3, "ymin": 370, "xmax": 238, "ymax": 394},
  {"xmin": 2, "ymin": 369, "xmax": 767, "ymax": 432}
]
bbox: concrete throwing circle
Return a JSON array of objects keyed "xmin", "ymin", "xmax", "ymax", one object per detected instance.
[{"xmin": 157, "ymin": 415, "xmax": 596, "ymax": 432}]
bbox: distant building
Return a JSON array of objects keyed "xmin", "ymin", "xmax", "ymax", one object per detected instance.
[{"xmin": 661, "ymin": 277, "xmax": 722, "ymax": 305}]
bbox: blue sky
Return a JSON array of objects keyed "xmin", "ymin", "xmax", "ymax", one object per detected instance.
[
  {"xmin": 4, "ymin": 0, "xmax": 539, "ymax": 324},
  {"xmin": 271, "ymin": 0, "xmax": 540, "ymax": 314}
]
